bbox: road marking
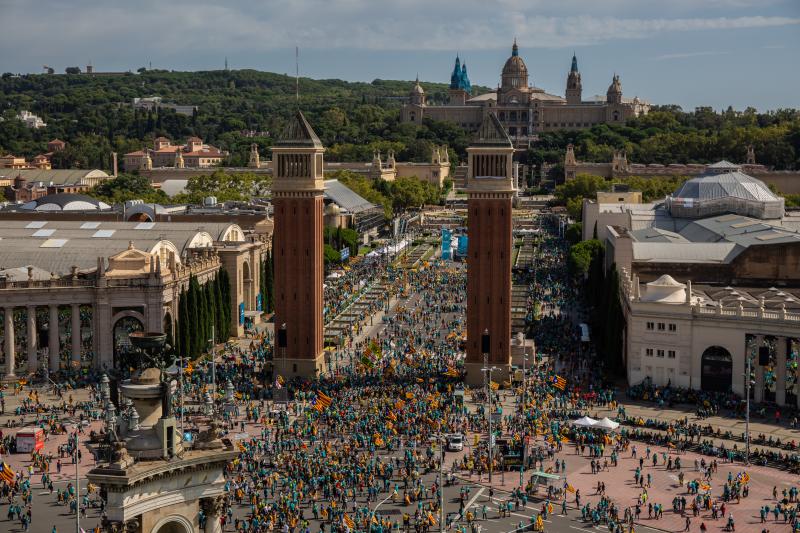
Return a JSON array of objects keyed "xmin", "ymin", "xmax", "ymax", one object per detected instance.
[{"xmin": 464, "ymin": 487, "xmax": 485, "ymax": 510}]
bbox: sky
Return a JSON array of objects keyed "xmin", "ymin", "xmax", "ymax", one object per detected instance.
[{"xmin": 1, "ymin": 0, "xmax": 799, "ymax": 111}]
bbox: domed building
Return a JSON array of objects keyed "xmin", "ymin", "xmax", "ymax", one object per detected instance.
[
  {"xmin": 20, "ymin": 192, "xmax": 111, "ymax": 212},
  {"xmin": 667, "ymin": 161, "xmax": 785, "ymax": 220},
  {"xmin": 401, "ymin": 40, "xmax": 650, "ymax": 139}
]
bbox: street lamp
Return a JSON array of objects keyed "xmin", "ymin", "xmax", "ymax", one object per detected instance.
[{"xmin": 74, "ymin": 431, "xmax": 80, "ymax": 533}]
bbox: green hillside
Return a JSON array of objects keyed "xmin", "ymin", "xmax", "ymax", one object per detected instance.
[{"xmin": 1, "ymin": 69, "xmax": 799, "ymax": 173}]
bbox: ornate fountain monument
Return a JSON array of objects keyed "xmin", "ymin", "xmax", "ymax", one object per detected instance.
[{"xmin": 87, "ymin": 332, "xmax": 237, "ymax": 533}]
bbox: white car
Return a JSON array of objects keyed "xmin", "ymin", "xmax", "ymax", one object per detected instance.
[{"xmin": 446, "ymin": 434, "xmax": 464, "ymax": 452}]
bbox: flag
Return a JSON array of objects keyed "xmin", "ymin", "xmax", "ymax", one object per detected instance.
[
  {"xmin": 313, "ymin": 391, "xmax": 333, "ymax": 412},
  {"xmin": 427, "ymin": 512, "xmax": 437, "ymax": 526},
  {"xmin": 343, "ymin": 514, "xmax": 355, "ymax": 529},
  {"xmin": 566, "ymin": 484, "xmax": 576, "ymax": 493},
  {"xmin": 387, "ymin": 411, "xmax": 398, "ymax": 422},
  {"xmin": 237, "ymin": 442, "xmax": 246, "ymax": 452},
  {"xmin": 0, "ymin": 462, "xmax": 14, "ymax": 483},
  {"xmin": 405, "ymin": 392, "xmax": 414, "ymax": 400},
  {"xmin": 553, "ymin": 375, "xmax": 567, "ymax": 390},
  {"xmin": 443, "ymin": 366, "xmax": 459, "ymax": 377},
  {"xmin": 395, "ymin": 399, "xmax": 405, "ymax": 410},
  {"xmin": 489, "ymin": 381, "xmax": 499, "ymax": 391}
]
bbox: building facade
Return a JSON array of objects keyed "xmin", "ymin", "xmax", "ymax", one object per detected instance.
[
  {"xmin": 124, "ymin": 137, "xmax": 227, "ymax": 171},
  {"xmin": 0, "ymin": 216, "xmax": 266, "ymax": 378},
  {"xmin": 465, "ymin": 113, "xmax": 515, "ymax": 384},
  {"xmin": 401, "ymin": 42, "xmax": 649, "ymax": 139},
  {"xmin": 620, "ymin": 274, "xmax": 799, "ymax": 408},
  {"xmin": 586, "ymin": 164, "xmax": 800, "ymax": 406}
]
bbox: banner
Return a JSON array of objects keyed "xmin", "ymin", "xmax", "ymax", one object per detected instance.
[
  {"xmin": 441, "ymin": 228, "xmax": 452, "ymax": 260},
  {"xmin": 457, "ymin": 235, "xmax": 468, "ymax": 257}
]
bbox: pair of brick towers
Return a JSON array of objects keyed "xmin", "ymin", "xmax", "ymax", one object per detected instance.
[{"xmin": 272, "ymin": 111, "xmax": 513, "ymax": 383}]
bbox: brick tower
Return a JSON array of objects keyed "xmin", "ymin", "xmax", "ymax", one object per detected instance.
[
  {"xmin": 465, "ymin": 113, "xmax": 515, "ymax": 385},
  {"xmin": 271, "ymin": 111, "xmax": 326, "ymax": 377}
]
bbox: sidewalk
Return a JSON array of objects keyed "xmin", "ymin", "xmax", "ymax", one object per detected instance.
[
  {"xmin": 589, "ymin": 401, "xmax": 800, "ymax": 449},
  {"xmin": 443, "ymin": 433, "xmax": 797, "ymax": 533}
]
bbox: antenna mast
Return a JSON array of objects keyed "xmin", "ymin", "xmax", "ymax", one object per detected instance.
[{"xmin": 295, "ymin": 46, "xmax": 300, "ymax": 105}]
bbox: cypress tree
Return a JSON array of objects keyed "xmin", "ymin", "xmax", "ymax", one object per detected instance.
[
  {"xmin": 204, "ymin": 280, "xmax": 216, "ymax": 347},
  {"xmin": 196, "ymin": 276, "xmax": 206, "ymax": 355},
  {"xmin": 213, "ymin": 273, "xmax": 225, "ymax": 343},
  {"xmin": 187, "ymin": 275, "xmax": 200, "ymax": 357},
  {"xmin": 218, "ymin": 268, "xmax": 232, "ymax": 341},
  {"xmin": 179, "ymin": 288, "xmax": 190, "ymax": 359}
]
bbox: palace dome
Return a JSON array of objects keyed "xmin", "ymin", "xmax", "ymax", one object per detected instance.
[{"xmin": 501, "ymin": 40, "xmax": 528, "ymax": 90}]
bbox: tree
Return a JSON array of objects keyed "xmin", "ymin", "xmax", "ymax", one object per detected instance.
[
  {"xmin": 217, "ymin": 267, "xmax": 232, "ymax": 339},
  {"xmin": 88, "ymin": 173, "xmax": 169, "ymax": 204},
  {"xmin": 568, "ymin": 240, "xmax": 604, "ymax": 278},
  {"xmin": 324, "ymin": 244, "xmax": 341, "ymax": 266},
  {"xmin": 171, "ymin": 170, "xmax": 272, "ymax": 204},
  {"xmin": 565, "ymin": 222, "xmax": 582, "ymax": 245}
]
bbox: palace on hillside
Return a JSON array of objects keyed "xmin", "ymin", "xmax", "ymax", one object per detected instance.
[{"xmin": 401, "ymin": 40, "xmax": 650, "ymax": 141}]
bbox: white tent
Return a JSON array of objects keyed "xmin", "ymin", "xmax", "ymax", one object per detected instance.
[
  {"xmin": 571, "ymin": 416, "xmax": 597, "ymax": 427},
  {"xmin": 594, "ymin": 417, "xmax": 620, "ymax": 431}
]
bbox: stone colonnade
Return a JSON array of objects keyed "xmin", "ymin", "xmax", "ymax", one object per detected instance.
[
  {"xmin": 1, "ymin": 303, "xmax": 90, "ymax": 377},
  {"xmin": 747, "ymin": 334, "xmax": 800, "ymax": 408}
]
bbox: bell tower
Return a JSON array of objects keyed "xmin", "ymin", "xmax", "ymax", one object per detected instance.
[
  {"xmin": 271, "ymin": 111, "xmax": 326, "ymax": 377},
  {"xmin": 465, "ymin": 113, "xmax": 515, "ymax": 385},
  {"xmin": 566, "ymin": 53, "xmax": 582, "ymax": 105}
]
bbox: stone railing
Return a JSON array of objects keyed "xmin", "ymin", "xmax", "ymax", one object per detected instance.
[
  {"xmin": 694, "ymin": 304, "xmax": 800, "ymax": 323},
  {"xmin": 0, "ymin": 278, "xmax": 95, "ymax": 290}
]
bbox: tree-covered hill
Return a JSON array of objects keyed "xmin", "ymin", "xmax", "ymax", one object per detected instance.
[{"xmin": 1, "ymin": 70, "xmax": 799, "ymax": 174}]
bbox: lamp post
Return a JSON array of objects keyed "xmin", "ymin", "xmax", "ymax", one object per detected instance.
[
  {"xmin": 480, "ymin": 329, "xmax": 494, "ymax": 483},
  {"xmin": 74, "ymin": 431, "xmax": 80, "ymax": 533},
  {"xmin": 745, "ymin": 348, "xmax": 753, "ymax": 465}
]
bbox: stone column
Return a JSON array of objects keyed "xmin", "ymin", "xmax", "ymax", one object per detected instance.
[
  {"xmin": 776, "ymin": 336, "xmax": 787, "ymax": 406},
  {"xmin": 26, "ymin": 306, "xmax": 37, "ymax": 372},
  {"xmin": 754, "ymin": 335, "xmax": 764, "ymax": 403},
  {"xmin": 48, "ymin": 305, "xmax": 60, "ymax": 372},
  {"xmin": 201, "ymin": 496, "xmax": 225, "ymax": 533},
  {"xmin": 3, "ymin": 308, "xmax": 15, "ymax": 378},
  {"xmin": 71, "ymin": 304, "xmax": 82, "ymax": 368}
]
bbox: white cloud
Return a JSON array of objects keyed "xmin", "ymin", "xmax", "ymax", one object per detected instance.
[{"xmin": 1, "ymin": 0, "xmax": 798, "ymax": 65}]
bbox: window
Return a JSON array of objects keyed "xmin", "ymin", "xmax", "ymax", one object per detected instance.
[
  {"xmin": 656, "ymin": 349, "xmax": 665, "ymax": 358},
  {"xmin": 668, "ymin": 323, "xmax": 677, "ymax": 332},
  {"xmin": 668, "ymin": 350, "xmax": 676, "ymax": 359},
  {"xmin": 645, "ymin": 348, "xmax": 654, "ymax": 357},
  {"xmin": 646, "ymin": 322, "xmax": 654, "ymax": 331},
  {"xmin": 657, "ymin": 323, "xmax": 666, "ymax": 331}
]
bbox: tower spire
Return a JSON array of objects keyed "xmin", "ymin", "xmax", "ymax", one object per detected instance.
[
  {"xmin": 512, "ymin": 38, "xmax": 519, "ymax": 56},
  {"xmin": 571, "ymin": 52, "xmax": 578, "ymax": 73}
]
